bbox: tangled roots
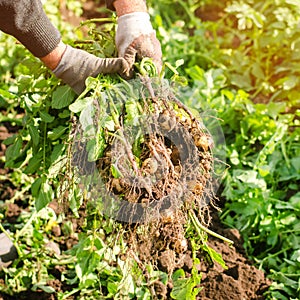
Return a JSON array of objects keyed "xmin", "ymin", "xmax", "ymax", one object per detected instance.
[{"xmin": 71, "ymin": 77, "xmax": 215, "ymax": 224}]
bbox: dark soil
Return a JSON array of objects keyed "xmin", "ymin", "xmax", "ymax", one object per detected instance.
[
  {"xmin": 0, "ymin": 1, "xmax": 271, "ymax": 299},
  {"xmin": 197, "ymin": 210, "xmax": 271, "ymax": 300},
  {"xmin": 0, "ymin": 199, "xmax": 271, "ymax": 300}
]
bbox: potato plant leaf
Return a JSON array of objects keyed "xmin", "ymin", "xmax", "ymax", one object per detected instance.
[
  {"xmin": 28, "ymin": 124, "xmax": 39, "ymax": 146},
  {"xmin": 24, "ymin": 152, "xmax": 42, "ymax": 174},
  {"xmin": 170, "ymin": 268, "xmax": 202, "ymax": 300},
  {"xmin": 48, "ymin": 125, "xmax": 67, "ymax": 140},
  {"xmin": 51, "ymin": 85, "xmax": 75, "ymax": 109},
  {"xmin": 69, "ymin": 97, "xmax": 93, "ymax": 113},
  {"xmin": 202, "ymin": 243, "xmax": 227, "ymax": 270},
  {"xmin": 35, "ymin": 180, "xmax": 53, "ymax": 212},
  {"xmin": 40, "ymin": 111, "xmax": 55, "ymax": 123},
  {"xmin": 4, "ymin": 136, "xmax": 22, "ymax": 167}
]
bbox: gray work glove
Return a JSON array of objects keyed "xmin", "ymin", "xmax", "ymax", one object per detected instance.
[
  {"xmin": 116, "ymin": 12, "xmax": 162, "ymax": 74},
  {"xmin": 53, "ymin": 45, "xmax": 132, "ymax": 94}
]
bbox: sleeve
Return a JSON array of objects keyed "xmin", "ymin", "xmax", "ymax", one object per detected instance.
[{"xmin": 0, "ymin": 0, "xmax": 61, "ymax": 58}]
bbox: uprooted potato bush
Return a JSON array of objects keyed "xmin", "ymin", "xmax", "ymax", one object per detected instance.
[{"xmin": 67, "ymin": 72, "xmax": 218, "ymax": 282}]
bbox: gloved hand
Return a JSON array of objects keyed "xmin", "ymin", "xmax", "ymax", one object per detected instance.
[
  {"xmin": 115, "ymin": 12, "xmax": 162, "ymax": 74},
  {"xmin": 53, "ymin": 45, "xmax": 132, "ymax": 94}
]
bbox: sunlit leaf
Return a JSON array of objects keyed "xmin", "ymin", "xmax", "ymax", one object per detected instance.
[{"xmin": 51, "ymin": 85, "xmax": 75, "ymax": 109}]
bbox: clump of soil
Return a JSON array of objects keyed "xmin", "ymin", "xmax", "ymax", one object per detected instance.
[
  {"xmin": 198, "ymin": 211, "xmax": 271, "ymax": 300},
  {"xmin": 69, "ymin": 76, "xmax": 216, "ymax": 296},
  {"xmin": 71, "ymin": 77, "xmax": 214, "ymax": 223}
]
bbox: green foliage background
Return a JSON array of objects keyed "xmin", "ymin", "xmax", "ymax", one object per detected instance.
[{"xmin": 0, "ymin": 0, "xmax": 300, "ymax": 299}]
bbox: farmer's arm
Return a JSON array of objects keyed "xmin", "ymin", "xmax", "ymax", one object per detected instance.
[
  {"xmin": 106, "ymin": 0, "xmax": 162, "ymax": 73},
  {"xmin": 0, "ymin": 0, "xmax": 61, "ymax": 58},
  {"xmin": 0, "ymin": 0, "xmax": 131, "ymax": 94}
]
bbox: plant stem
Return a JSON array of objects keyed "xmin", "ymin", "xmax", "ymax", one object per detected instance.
[
  {"xmin": 15, "ymin": 211, "xmax": 37, "ymax": 240},
  {"xmin": 189, "ymin": 210, "xmax": 233, "ymax": 245}
]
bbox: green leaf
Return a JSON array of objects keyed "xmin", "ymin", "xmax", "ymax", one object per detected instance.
[
  {"xmin": 31, "ymin": 177, "xmax": 42, "ymax": 197},
  {"xmin": 2, "ymin": 134, "xmax": 17, "ymax": 146},
  {"xmin": 86, "ymin": 130, "xmax": 106, "ymax": 161},
  {"xmin": 0, "ymin": 88, "xmax": 16, "ymax": 100},
  {"xmin": 291, "ymin": 157, "xmax": 300, "ymax": 171},
  {"xmin": 275, "ymin": 76, "xmax": 298, "ymax": 91},
  {"xmin": 266, "ymin": 102, "xmax": 286, "ymax": 119},
  {"xmin": 24, "ymin": 153, "xmax": 42, "ymax": 174},
  {"xmin": 5, "ymin": 136, "xmax": 22, "ymax": 166},
  {"xmin": 291, "ymin": 250, "xmax": 300, "ymax": 263},
  {"xmin": 48, "ymin": 125, "xmax": 67, "ymax": 140},
  {"xmin": 111, "ymin": 164, "xmax": 123, "ymax": 178},
  {"xmin": 29, "ymin": 124, "xmax": 39, "ymax": 146},
  {"xmin": 202, "ymin": 243, "xmax": 227, "ymax": 269},
  {"xmin": 17, "ymin": 75, "xmax": 32, "ymax": 92},
  {"xmin": 229, "ymin": 149, "xmax": 240, "ymax": 165},
  {"xmin": 231, "ymin": 73, "xmax": 252, "ymax": 90},
  {"xmin": 170, "ymin": 267, "xmax": 202, "ymax": 300},
  {"xmin": 125, "ymin": 99, "xmax": 140, "ymax": 125},
  {"xmin": 35, "ymin": 180, "xmax": 53, "ymax": 211},
  {"xmin": 104, "ymin": 117, "xmax": 115, "ymax": 131},
  {"xmin": 107, "ymin": 281, "xmax": 118, "ymax": 295},
  {"xmin": 258, "ymin": 165, "xmax": 270, "ymax": 177},
  {"xmin": 58, "ymin": 109, "xmax": 71, "ymax": 119},
  {"xmin": 251, "ymin": 62, "xmax": 264, "ymax": 80},
  {"xmin": 69, "ymin": 97, "xmax": 93, "ymax": 113},
  {"xmin": 135, "ymin": 287, "xmax": 152, "ymax": 300},
  {"xmin": 290, "ymin": 193, "xmax": 300, "ymax": 210},
  {"xmin": 32, "ymin": 284, "xmax": 55, "ymax": 293},
  {"xmin": 186, "ymin": 65, "xmax": 204, "ymax": 82},
  {"xmin": 40, "ymin": 111, "xmax": 55, "ymax": 123},
  {"xmin": 48, "ymin": 156, "xmax": 66, "ymax": 178},
  {"xmin": 51, "ymin": 85, "xmax": 75, "ymax": 109},
  {"xmin": 234, "ymin": 170, "xmax": 266, "ymax": 189},
  {"xmin": 280, "ymin": 214, "xmax": 297, "ymax": 225},
  {"xmin": 172, "ymin": 269, "xmax": 185, "ymax": 281},
  {"xmin": 50, "ymin": 144, "xmax": 65, "ymax": 163}
]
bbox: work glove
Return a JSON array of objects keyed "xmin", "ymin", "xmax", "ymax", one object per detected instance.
[
  {"xmin": 116, "ymin": 12, "xmax": 162, "ymax": 74},
  {"xmin": 53, "ymin": 45, "xmax": 132, "ymax": 94}
]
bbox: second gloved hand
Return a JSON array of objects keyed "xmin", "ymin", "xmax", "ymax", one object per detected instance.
[
  {"xmin": 53, "ymin": 45, "xmax": 132, "ymax": 94},
  {"xmin": 116, "ymin": 12, "xmax": 162, "ymax": 74}
]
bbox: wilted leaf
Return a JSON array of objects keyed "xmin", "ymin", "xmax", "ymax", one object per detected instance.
[{"xmin": 69, "ymin": 97, "xmax": 93, "ymax": 113}]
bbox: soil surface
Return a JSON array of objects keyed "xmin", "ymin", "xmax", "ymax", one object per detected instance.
[
  {"xmin": 0, "ymin": 1, "xmax": 271, "ymax": 299},
  {"xmin": 0, "ymin": 199, "xmax": 271, "ymax": 300},
  {"xmin": 197, "ymin": 209, "xmax": 271, "ymax": 300}
]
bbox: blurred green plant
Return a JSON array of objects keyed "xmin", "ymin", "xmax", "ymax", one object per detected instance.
[
  {"xmin": 183, "ymin": 65, "xmax": 300, "ymax": 299},
  {"xmin": 150, "ymin": 0, "xmax": 300, "ymax": 106},
  {"xmin": 145, "ymin": 3, "xmax": 300, "ymax": 296},
  {"xmin": 205, "ymin": 0, "xmax": 300, "ymax": 105}
]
